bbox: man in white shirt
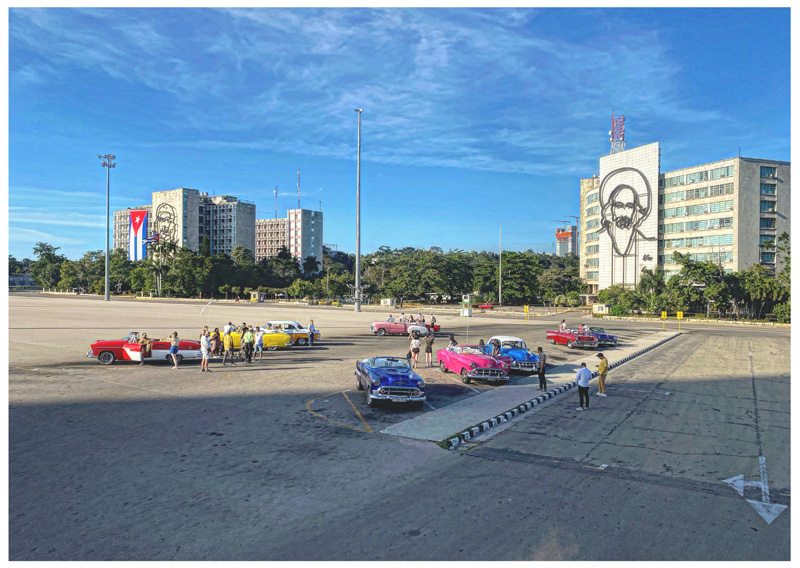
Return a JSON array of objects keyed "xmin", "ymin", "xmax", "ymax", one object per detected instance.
[
  {"xmin": 223, "ymin": 321, "xmax": 234, "ymax": 334},
  {"xmin": 575, "ymin": 362, "xmax": 592, "ymax": 411}
]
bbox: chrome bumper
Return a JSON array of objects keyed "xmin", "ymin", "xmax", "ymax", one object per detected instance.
[
  {"xmin": 510, "ymin": 361, "xmax": 538, "ymax": 372},
  {"xmin": 370, "ymin": 389, "xmax": 426, "ymax": 402},
  {"xmin": 87, "ymin": 351, "xmax": 97, "ymax": 358},
  {"xmin": 576, "ymin": 341, "xmax": 598, "ymax": 348},
  {"xmin": 467, "ymin": 370, "xmax": 509, "ymax": 381}
]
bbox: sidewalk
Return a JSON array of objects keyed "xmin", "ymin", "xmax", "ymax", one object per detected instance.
[{"xmin": 381, "ymin": 331, "xmax": 681, "ymax": 446}]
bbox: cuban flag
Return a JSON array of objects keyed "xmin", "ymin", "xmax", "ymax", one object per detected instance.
[{"xmin": 128, "ymin": 210, "xmax": 148, "ymax": 261}]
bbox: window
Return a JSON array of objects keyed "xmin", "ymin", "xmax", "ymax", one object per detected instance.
[
  {"xmin": 759, "ymin": 235, "xmax": 775, "ymax": 247},
  {"xmin": 760, "ymin": 218, "xmax": 776, "ymax": 229},
  {"xmin": 585, "ymin": 231, "xmax": 599, "ymax": 242},
  {"xmin": 585, "ymin": 245, "xmax": 599, "ymax": 254},
  {"xmin": 761, "ymin": 252, "xmax": 775, "ymax": 263},
  {"xmin": 586, "ymin": 192, "xmax": 599, "ymax": 204},
  {"xmin": 760, "ymin": 166, "xmax": 777, "ymax": 178},
  {"xmin": 586, "ymin": 205, "xmax": 599, "ymax": 217},
  {"xmin": 710, "ymin": 165, "xmax": 734, "ymax": 179},
  {"xmin": 760, "ymin": 200, "xmax": 776, "ymax": 212},
  {"xmin": 586, "ymin": 219, "xmax": 599, "ymax": 229},
  {"xmin": 664, "ymin": 175, "xmax": 685, "ymax": 188},
  {"xmin": 585, "ymin": 258, "xmax": 599, "ymax": 267},
  {"xmin": 586, "ymin": 271, "xmax": 599, "ymax": 280},
  {"xmin": 760, "ymin": 183, "xmax": 776, "ymax": 195},
  {"xmin": 686, "ymin": 171, "xmax": 709, "ymax": 184}
]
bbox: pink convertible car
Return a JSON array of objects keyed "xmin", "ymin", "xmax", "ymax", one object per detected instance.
[{"xmin": 437, "ymin": 344, "xmax": 510, "ymax": 384}]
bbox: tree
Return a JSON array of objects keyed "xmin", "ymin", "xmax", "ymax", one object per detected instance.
[
  {"xmin": 30, "ymin": 242, "xmax": 67, "ymax": 288},
  {"xmin": 302, "ymin": 255, "xmax": 321, "ymax": 278},
  {"xmin": 200, "ymin": 235, "xmax": 211, "ymax": 257}
]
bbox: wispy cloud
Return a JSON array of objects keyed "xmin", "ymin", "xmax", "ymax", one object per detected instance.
[{"xmin": 9, "ymin": 226, "xmax": 87, "ymax": 245}]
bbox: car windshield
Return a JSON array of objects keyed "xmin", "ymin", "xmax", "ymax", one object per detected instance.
[
  {"xmin": 122, "ymin": 332, "xmax": 138, "ymax": 342},
  {"xmin": 461, "ymin": 345, "xmax": 484, "ymax": 355},
  {"xmin": 590, "ymin": 327, "xmax": 606, "ymax": 333},
  {"xmin": 502, "ymin": 340, "xmax": 526, "ymax": 350},
  {"xmin": 373, "ymin": 357, "xmax": 411, "ymax": 370}
]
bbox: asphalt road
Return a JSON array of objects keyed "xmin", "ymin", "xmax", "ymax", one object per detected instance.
[{"xmin": 8, "ymin": 294, "xmax": 790, "ymax": 560}]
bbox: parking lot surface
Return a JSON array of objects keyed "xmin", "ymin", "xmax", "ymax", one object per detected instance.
[{"xmin": 9, "ymin": 294, "xmax": 790, "ymax": 560}]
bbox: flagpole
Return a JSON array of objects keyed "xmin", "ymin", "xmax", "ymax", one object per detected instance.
[{"xmin": 98, "ymin": 154, "xmax": 116, "ymax": 301}]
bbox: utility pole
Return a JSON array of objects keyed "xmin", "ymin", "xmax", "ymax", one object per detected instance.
[
  {"xmin": 98, "ymin": 153, "xmax": 116, "ymax": 302},
  {"xmin": 354, "ymin": 108, "xmax": 363, "ymax": 312},
  {"xmin": 274, "ymin": 185, "xmax": 278, "ymax": 219},
  {"xmin": 499, "ymin": 227, "xmax": 502, "ymax": 306},
  {"xmin": 297, "ymin": 170, "xmax": 301, "ymax": 209}
]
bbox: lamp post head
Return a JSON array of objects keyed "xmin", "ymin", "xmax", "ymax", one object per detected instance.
[{"xmin": 355, "ymin": 108, "xmax": 363, "ymax": 113}]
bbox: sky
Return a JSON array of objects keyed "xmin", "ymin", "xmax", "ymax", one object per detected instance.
[{"xmin": 7, "ymin": 7, "xmax": 791, "ymax": 260}]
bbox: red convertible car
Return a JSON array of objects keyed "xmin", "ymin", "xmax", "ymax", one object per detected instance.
[
  {"xmin": 87, "ymin": 332, "xmax": 202, "ymax": 365},
  {"xmin": 545, "ymin": 329, "xmax": 598, "ymax": 350}
]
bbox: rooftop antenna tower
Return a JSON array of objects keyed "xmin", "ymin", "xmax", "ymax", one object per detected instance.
[
  {"xmin": 274, "ymin": 185, "xmax": 278, "ymax": 219},
  {"xmin": 610, "ymin": 111, "xmax": 626, "ymax": 154},
  {"xmin": 297, "ymin": 169, "xmax": 301, "ymax": 209}
]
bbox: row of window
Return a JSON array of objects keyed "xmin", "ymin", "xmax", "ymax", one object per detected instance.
[
  {"xmin": 659, "ymin": 233, "xmax": 734, "ymax": 249},
  {"xmin": 760, "ymin": 200, "xmax": 776, "ymax": 212},
  {"xmin": 761, "ymin": 166, "xmax": 777, "ymax": 178},
  {"xmin": 660, "ymin": 252, "xmax": 733, "ymax": 264},
  {"xmin": 586, "ymin": 244, "xmax": 599, "ymax": 254},
  {"xmin": 586, "ymin": 271, "xmax": 599, "ymax": 280},
  {"xmin": 762, "ymin": 252, "xmax": 775, "ymax": 263},
  {"xmin": 759, "ymin": 235, "xmax": 776, "ymax": 247},
  {"xmin": 660, "ymin": 200, "xmax": 734, "ymax": 219},
  {"xmin": 586, "ymin": 219, "xmax": 599, "ymax": 229},
  {"xmin": 585, "ymin": 258, "xmax": 599, "ymax": 267},
  {"xmin": 761, "ymin": 218, "xmax": 776, "ymax": 229},
  {"xmin": 586, "ymin": 192, "xmax": 599, "ymax": 204},
  {"xmin": 586, "ymin": 231, "xmax": 599, "ymax": 242},
  {"xmin": 661, "ymin": 165, "xmax": 734, "ymax": 188},
  {"xmin": 586, "ymin": 205, "xmax": 599, "ymax": 217},
  {"xmin": 659, "ymin": 216, "xmax": 734, "ymax": 234},
  {"xmin": 660, "ymin": 182, "xmax": 734, "ymax": 204}
]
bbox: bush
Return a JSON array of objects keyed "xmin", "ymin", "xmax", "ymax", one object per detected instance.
[
  {"xmin": 773, "ymin": 302, "xmax": 791, "ymax": 323},
  {"xmin": 609, "ymin": 304, "xmax": 628, "ymax": 316}
]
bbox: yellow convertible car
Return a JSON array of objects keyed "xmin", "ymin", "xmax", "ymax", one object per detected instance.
[
  {"xmin": 230, "ymin": 327, "xmax": 292, "ymax": 351},
  {"xmin": 265, "ymin": 320, "xmax": 320, "ymax": 346}
]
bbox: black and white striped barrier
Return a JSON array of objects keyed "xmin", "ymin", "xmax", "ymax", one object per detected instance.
[{"xmin": 444, "ymin": 332, "xmax": 681, "ymax": 449}]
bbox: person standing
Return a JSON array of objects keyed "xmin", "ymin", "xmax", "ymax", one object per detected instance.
[
  {"xmin": 138, "ymin": 333, "xmax": 152, "ymax": 366},
  {"xmin": 429, "ymin": 312, "xmax": 436, "ymax": 330},
  {"xmin": 222, "ymin": 329, "xmax": 236, "ymax": 366},
  {"xmin": 210, "ymin": 328, "xmax": 221, "ymax": 357},
  {"xmin": 308, "ymin": 320, "xmax": 316, "ymax": 346},
  {"xmin": 242, "ymin": 326, "xmax": 255, "ymax": 363},
  {"xmin": 224, "ymin": 321, "xmax": 234, "ymax": 334},
  {"xmin": 200, "ymin": 331, "xmax": 212, "ymax": 372},
  {"xmin": 596, "ymin": 352, "xmax": 608, "ymax": 397},
  {"xmin": 422, "ymin": 332, "xmax": 434, "ymax": 367},
  {"xmin": 536, "ymin": 346, "xmax": 547, "ymax": 391},
  {"xmin": 409, "ymin": 333, "xmax": 421, "ymax": 368},
  {"xmin": 575, "ymin": 362, "xmax": 592, "ymax": 411},
  {"xmin": 559, "ymin": 319, "xmax": 567, "ymax": 332},
  {"xmin": 254, "ymin": 326, "xmax": 265, "ymax": 363},
  {"xmin": 169, "ymin": 331, "xmax": 181, "ymax": 369}
]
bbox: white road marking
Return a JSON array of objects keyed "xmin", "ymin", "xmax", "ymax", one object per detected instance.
[
  {"xmin": 424, "ymin": 401, "xmax": 436, "ymax": 410},
  {"xmin": 722, "ymin": 456, "xmax": 788, "ymax": 525},
  {"xmin": 439, "ymin": 372, "xmax": 480, "ymax": 393}
]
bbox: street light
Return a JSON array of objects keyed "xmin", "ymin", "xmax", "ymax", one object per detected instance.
[
  {"xmin": 98, "ymin": 153, "xmax": 116, "ymax": 301},
  {"xmin": 354, "ymin": 108, "xmax": 363, "ymax": 312}
]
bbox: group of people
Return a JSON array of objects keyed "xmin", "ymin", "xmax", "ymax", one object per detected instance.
[
  {"xmin": 407, "ymin": 328, "xmax": 435, "ymax": 368},
  {"xmin": 388, "ymin": 312, "xmax": 435, "ymax": 327},
  {"xmin": 134, "ymin": 331, "xmax": 182, "ymax": 369},
  {"xmin": 558, "ymin": 319, "xmax": 590, "ymax": 334},
  {"xmin": 574, "ymin": 352, "xmax": 608, "ymax": 410}
]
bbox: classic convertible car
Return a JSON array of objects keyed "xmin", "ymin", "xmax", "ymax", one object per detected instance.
[
  {"xmin": 369, "ymin": 320, "xmax": 441, "ymax": 336},
  {"xmin": 484, "ymin": 336, "xmax": 539, "ymax": 374},
  {"xmin": 264, "ymin": 321, "xmax": 320, "ymax": 345},
  {"xmin": 437, "ymin": 344, "xmax": 510, "ymax": 384},
  {"xmin": 586, "ymin": 327, "xmax": 619, "ymax": 347},
  {"xmin": 355, "ymin": 356, "xmax": 426, "ymax": 408},
  {"xmin": 230, "ymin": 327, "xmax": 292, "ymax": 351},
  {"xmin": 87, "ymin": 332, "xmax": 202, "ymax": 365},
  {"xmin": 545, "ymin": 329, "xmax": 598, "ymax": 350}
]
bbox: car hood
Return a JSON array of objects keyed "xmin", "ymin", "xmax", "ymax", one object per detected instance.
[
  {"xmin": 369, "ymin": 368, "xmax": 423, "ymax": 386},
  {"xmin": 463, "ymin": 354, "xmax": 504, "ymax": 368},
  {"xmin": 90, "ymin": 339, "xmax": 125, "ymax": 348},
  {"xmin": 589, "ymin": 331, "xmax": 617, "ymax": 339},
  {"xmin": 501, "ymin": 348, "xmax": 538, "ymax": 362}
]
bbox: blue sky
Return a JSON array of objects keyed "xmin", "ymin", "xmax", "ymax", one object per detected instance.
[{"xmin": 8, "ymin": 7, "xmax": 791, "ymax": 260}]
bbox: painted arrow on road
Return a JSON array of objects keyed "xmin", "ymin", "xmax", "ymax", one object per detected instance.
[{"xmin": 722, "ymin": 456, "xmax": 787, "ymax": 525}]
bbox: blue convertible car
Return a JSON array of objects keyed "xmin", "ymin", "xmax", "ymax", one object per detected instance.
[
  {"xmin": 355, "ymin": 356, "xmax": 426, "ymax": 409},
  {"xmin": 587, "ymin": 327, "xmax": 618, "ymax": 347},
  {"xmin": 484, "ymin": 336, "xmax": 539, "ymax": 374}
]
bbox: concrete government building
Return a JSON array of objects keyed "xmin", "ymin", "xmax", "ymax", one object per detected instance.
[{"xmin": 579, "ymin": 142, "xmax": 790, "ymax": 296}]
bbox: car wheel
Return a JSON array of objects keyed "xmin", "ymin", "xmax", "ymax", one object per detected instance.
[
  {"xmin": 296, "ymin": 337, "xmax": 308, "ymax": 346},
  {"xmin": 366, "ymin": 390, "xmax": 375, "ymax": 407},
  {"xmin": 460, "ymin": 369, "xmax": 472, "ymax": 384},
  {"xmin": 266, "ymin": 345, "xmax": 277, "ymax": 351},
  {"xmin": 549, "ymin": 337, "xmax": 556, "ymax": 345},
  {"xmin": 439, "ymin": 360, "xmax": 448, "ymax": 373},
  {"xmin": 566, "ymin": 341, "xmax": 574, "ymax": 349},
  {"xmin": 176, "ymin": 354, "xmax": 184, "ymax": 362},
  {"xmin": 98, "ymin": 351, "xmax": 116, "ymax": 365},
  {"xmin": 377, "ymin": 328, "xmax": 386, "ymax": 336}
]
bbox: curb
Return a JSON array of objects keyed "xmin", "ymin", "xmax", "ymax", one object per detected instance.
[{"xmin": 443, "ymin": 332, "xmax": 682, "ymax": 449}]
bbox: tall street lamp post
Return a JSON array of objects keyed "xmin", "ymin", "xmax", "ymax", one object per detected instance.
[
  {"xmin": 98, "ymin": 154, "xmax": 116, "ymax": 301},
  {"xmin": 354, "ymin": 108, "xmax": 363, "ymax": 312}
]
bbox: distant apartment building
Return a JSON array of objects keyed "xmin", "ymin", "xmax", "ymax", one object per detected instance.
[
  {"xmin": 255, "ymin": 218, "xmax": 288, "ymax": 261},
  {"xmin": 113, "ymin": 205, "xmax": 153, "ymax": 252},
  {"xmin": 579, "ymin": 142, "xmax": 790, "ymax": 296},
  {"xmin": 288, "ymin": 209, "xmax": 323, "ymax": 267},
  {"xmin": 555, "ymin": 225, "xmax": 578, "ymax": 256},
  {"xmin": 117, "ymin": 188, "xmax": 256, "ymax": 257}
]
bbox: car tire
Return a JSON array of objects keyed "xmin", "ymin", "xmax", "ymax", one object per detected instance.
[
  {"xmin": 366, "ymin": 390, "xmax": 375, "ymax": 407},
  {"xmin": 377, "ymin": 328, "xmax": 386, "ymax": 336},
  {"xmin": 176, "ymin": 354, "xmax": 184, "ymax": 362},
  {"xmin": 98, "ymin": 351, "xmax": 116, "ymax": 365},
  {"xmin": 566, "ymin": 341, "xmax": 574, "ymax": 349},
  {"xmin": 460, "ymin": 369, "xmax": 471, "ymax": 384},
  {"xmin": 439, "ymin": 360, "xmax": 448, "ymax": 373},
  {"xmin": 266, "ymin": 345, "xmax": 278, "ymax": 351},
  {"xmin": 296, "ymin": 337, "xmax": 308, "ymax": 346}
]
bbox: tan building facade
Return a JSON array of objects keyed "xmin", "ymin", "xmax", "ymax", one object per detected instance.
[
  {"xmin": 255, "ymin": 218, "xmax": 288, "ymax": 261},
  {"xmin": 287, "ymin": 209, "xmax": 323, "ymax": 267},
  {"xmin": 580, "ymin": 145, "xmax": 790, "ymax": 294}
]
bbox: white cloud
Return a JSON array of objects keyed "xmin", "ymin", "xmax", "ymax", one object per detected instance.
[{"xmin": 9, "ymin": 227, "xmax": 87, "ymax": 245}]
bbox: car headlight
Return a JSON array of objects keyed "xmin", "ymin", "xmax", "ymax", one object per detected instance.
[
  {"xmin": 417, "ymin": 380, "xmax": 425, "ymax": 388},
  {"xmin": 470, "ymin": 362, "xmax": 477, "ymax": 369},
  {"xmin": 371, "ymin": 375, "xmax": 381, "ymax": 386}
]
